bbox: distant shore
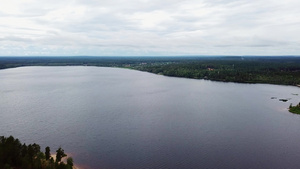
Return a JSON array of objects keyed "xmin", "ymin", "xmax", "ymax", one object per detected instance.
[{"xmin": 1, "ymin": 56, "xmax": 300, "ymax": 86}]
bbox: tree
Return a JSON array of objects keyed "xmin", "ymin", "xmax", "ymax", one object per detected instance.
[
  {"xmin": 27, "ymin": 144, "xmax": 34, "ymax": 162},
  {"xmin": 45, "ymin": 146, "xmax": 50, "ymax": 160},
  {"xmin": 67, "ymin": 157, "xmax": 73, "ymax": 167},
  {"xmin": 56, "ymin": 147, "xmax": 66, "ymax": 162},
  {"xmin": 32, "ymin": 143, "xmax": 40, "ymax": 155}
]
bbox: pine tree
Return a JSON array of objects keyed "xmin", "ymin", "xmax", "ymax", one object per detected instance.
[{"xmin": 45, "ymin": 146, "xmax": 50, "ymax": 160}]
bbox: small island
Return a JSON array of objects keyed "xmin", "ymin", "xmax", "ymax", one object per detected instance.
[{"xmin": 289, "ymin": 102, "xmax": 300, "ymax": 114}]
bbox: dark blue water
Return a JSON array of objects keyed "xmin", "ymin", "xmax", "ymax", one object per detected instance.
[{"xmin": 1, "ymin": 66, "xmax": 300, "ymax": 169}]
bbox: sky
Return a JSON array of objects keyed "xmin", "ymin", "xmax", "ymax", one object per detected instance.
[{"xmin": 1, "ymin": 0, "xmax": 300, "ymax": 56}]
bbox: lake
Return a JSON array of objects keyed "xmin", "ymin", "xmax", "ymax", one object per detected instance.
[{"xmin": 1, "ymin": 66, "xmax": 300, "ymax": 169}]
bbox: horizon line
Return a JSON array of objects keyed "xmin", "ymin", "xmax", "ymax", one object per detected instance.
[{"xmin": 1, "ymin": 55, "xmax": 300, "ymax": 57}]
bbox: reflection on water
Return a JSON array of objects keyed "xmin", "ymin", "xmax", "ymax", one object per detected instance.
[{"xmin": 1, "ymin": 66, "xmax": 300, "ymax": 169}]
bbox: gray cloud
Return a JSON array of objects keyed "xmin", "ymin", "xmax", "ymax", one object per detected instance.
[{"xmin": 0, "ymin": 0, "xmax": 300, "ymax": 56}]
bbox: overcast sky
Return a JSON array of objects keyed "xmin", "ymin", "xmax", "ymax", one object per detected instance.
[{"xmin": 1, "ymin": 0, "xmax": 300, "ymax": 56}]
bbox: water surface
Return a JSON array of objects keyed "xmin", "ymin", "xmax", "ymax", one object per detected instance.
[{"xmin": 1, "ymin": 66, "xmax": 300, "ymax": 169}]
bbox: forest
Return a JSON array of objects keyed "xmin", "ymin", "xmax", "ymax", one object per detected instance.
[
  {"xmin": 0, "ymin": 56, "xmax": 300, "ymax": 86},
  {"xmin": 0, "ymin": 136, "xmax": 73, "ymax": 169},
  {"xmin": 132, "ymin": 57, "xmax": 300, "ymax": 85}
]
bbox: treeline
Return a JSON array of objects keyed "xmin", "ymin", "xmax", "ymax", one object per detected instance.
[
  {"xmin": 0, "ymin": 135, "xmax": 73, "ymax": 169},
  {"xmin": 1, "ymin": 56, "xmax": 300, "ymax": 86},
  {"xmin": 132, "ymin": 57, "xmax": 300, "ymax": 86},
  {"xmin": 0, "ymin": 56, "xmax": 179, "ymax": 69}
]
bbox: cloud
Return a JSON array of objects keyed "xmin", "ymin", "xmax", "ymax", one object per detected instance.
[{"xmin": 0, "ymin": 0, "xmax": 300, "ymax": 56}]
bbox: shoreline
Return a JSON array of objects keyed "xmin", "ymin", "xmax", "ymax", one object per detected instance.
[
  {"xmin": 51, "ymin": 153, "xmax": 81, "ymax": 169},
  {"xmin": 1, "ymin": 65, "xmax": 300, "ymax": 88}
]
